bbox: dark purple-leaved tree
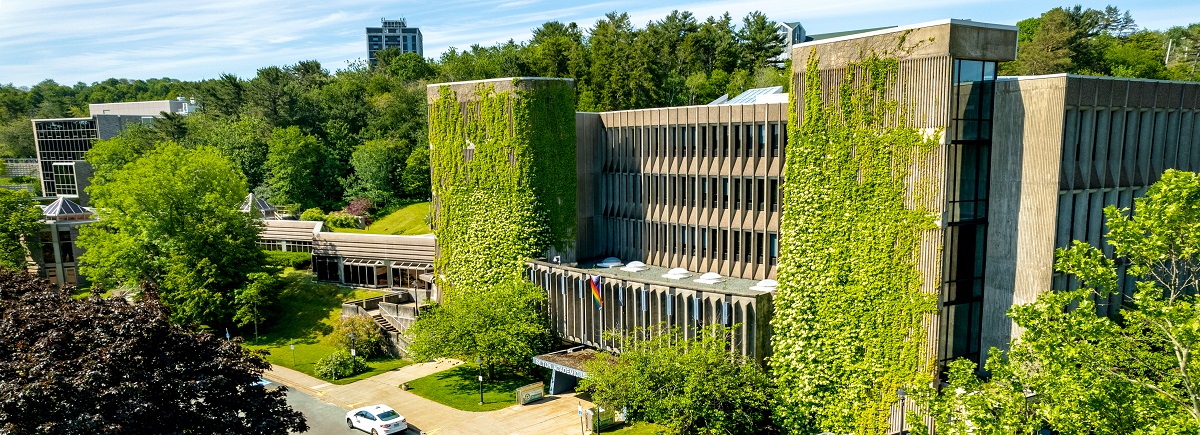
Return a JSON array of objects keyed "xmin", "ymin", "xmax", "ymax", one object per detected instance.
[{"xmin": 0, "ymin": 268, "xmax": 307, "ymax": 434}]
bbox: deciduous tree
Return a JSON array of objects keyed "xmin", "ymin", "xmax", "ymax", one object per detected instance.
[
  {"xmin": 580, "ymin": 325, "xmax": 777, "ymax": 435},
  {"xmin": 0, "ymin": 268, "xmax": 306, "ymax": 434},
  {"xmin": 78, "ymin": 143, "xmax": 263, "ymax": 326},
  {"xmin": 0, "ymin": 189, "xmax": 42, "ymax": 271},
  {"xmin": 922, "ymin": 169, "xmax": 1200, "ymax": 433}
]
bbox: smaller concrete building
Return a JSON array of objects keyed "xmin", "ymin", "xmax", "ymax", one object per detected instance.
[{"xmin": 89, "ymin": 98, "xmax": 197, "ymax": 117}]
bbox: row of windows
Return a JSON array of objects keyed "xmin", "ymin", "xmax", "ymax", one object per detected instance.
[
  {"xmin": 36, "ymin": 129, "xmax": 99, "ymax": 140},
  {"xmin": 39, "ymin": 230, "xmax": 76, "ymax": 264},
  {"xmin": 603, "ymin": 122, "xmax": 786, "ymax": 166},
  {"xmin": 34, "ymin": 120, "xmax": 95, "ymax": 132},
  {"xmin": 257, "ymin": 240, "xmax": 313, "ymax": 253},
  {"xmin": 605, "ymin": 218, "xmax": 779, "ymax": 265},
  {"xmin": 601, "ymin": 175, "xmax": 781, "ymax": 214}
]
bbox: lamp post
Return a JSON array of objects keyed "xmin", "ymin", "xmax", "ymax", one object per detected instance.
[
  {"xmin": 476, "ymin": 357, "xmax": 484, "ymax": 405},
  {"xmin": 897, "ymin": 387, "xmax": 907, "ymax": 435},
  {"xmin": 348, "ymin": 333, "xmax": 355, "ymax": 356}
]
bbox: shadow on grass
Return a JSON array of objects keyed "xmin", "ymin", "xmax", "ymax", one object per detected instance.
[
  {"xmin": 405, "ymin": 365, "xmax": 541, "ymax": 411},
  {"xmin": 256, "ymin": 270, "xmax": 355, "ymax": 345},
  {"xmin": 435, "ymin": 365, "xmax": 535, "ymax": 396}
]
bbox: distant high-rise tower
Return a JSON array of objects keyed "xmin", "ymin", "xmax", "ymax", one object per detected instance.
[{"xmin": 366, "ymin": 18, "xmax": 423, "ymax": 64}]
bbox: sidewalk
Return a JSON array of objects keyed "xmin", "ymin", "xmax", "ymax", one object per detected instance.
[{"xmin": 264, "ymin": 360, "xmax": 596, "ymax": 435}]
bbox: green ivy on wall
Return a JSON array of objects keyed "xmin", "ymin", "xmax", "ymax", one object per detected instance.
[
  {"xmin": 428, "ymin": 79, "xmax": 576, "ymax": 292},
  {"xmin": 771, "ymin": 53, "xmax": 940, "ymax": 433}
]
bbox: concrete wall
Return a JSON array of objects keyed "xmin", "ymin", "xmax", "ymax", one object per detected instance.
[
  {"xmin": 89, "ymin": 100, "xmax": 188, "ymax": 117},
  {"xmin": 985, "ymin": 74, "xmax": 1200, "ymax": 358},
  {"xmin": 590, "ymin": 102, "xmax": 788, "ymax": 281},
  {"xmin": 983, "ymin": 75, "xmax": 1068, "ymax": 360}
]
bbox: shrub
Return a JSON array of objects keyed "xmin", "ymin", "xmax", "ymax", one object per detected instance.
[
  {"xmin": 332, "ymin": 315, "xmax": 388, "ymax": 359},
  {"xmin": 343, "ymin": 197, "xmax": 375, "ymax": 218},
  {"xmin": 298, "ymin": 208, "xmax": 325, "ymax": 222},
  {"xmin": 324, "ymin": 211, "xmax": 361, "ymax": 229},
  {"xmin": 343, "ymin": 198, "xmax": 375, "ymax": 226},
  {"xmin": 263, "ymin": 250, "xmax": 311, "ymax": 269},
  {"xmin": 314, "ymin": 350, "xmax": 367, "ymax": 380}
]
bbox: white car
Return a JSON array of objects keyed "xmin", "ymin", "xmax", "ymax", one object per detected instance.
[{"xmin": 345, "ymin": 404, "xmax": 408, "ymax": 434}]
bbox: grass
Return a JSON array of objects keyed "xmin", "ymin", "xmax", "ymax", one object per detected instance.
[
  {"xmin": 331, "ymin": 201, "xmax": 432, "ymax": 236},
  {"xmin": 603, "ymin": 422, "xmax": 668, "ymax": 434},
  {"xmin": 243, "ymin": 269, "xmax": 410, "ymax": 384},
  {"xmin": 404, "ymin": 364, "xmax": 541, "ymax": 412}
]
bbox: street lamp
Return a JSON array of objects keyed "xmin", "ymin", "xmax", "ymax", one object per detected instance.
[
  {"xmin": 476, "ymin": 357, "xmax": 484, "ymax": 405},
  {"xmin": 348, "ymin": 333, "xmax": 355, "ymax": 356},
  {"xmin": 897, "ymin": 387, "xmax": 907, "ymax": 435}
]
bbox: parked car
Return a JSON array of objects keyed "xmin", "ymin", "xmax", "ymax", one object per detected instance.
[{"xmin": 346, "ymin": 404, "xmax": 407, "ymax": 434}]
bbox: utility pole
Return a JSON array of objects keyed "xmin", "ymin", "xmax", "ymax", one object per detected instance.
[{"xmin": 1166, "ymin": 39, "xmax": 1173, "ymax": 66}]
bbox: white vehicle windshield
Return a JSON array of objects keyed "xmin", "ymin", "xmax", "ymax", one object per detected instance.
[{"xmin": 377, "ymin": 410, "xmax": 401, "ymax": 421}]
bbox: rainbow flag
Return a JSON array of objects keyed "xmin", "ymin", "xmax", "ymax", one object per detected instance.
[{"xmin": 588, "ymin": 275, "xmax": 603, "ymax": 310}]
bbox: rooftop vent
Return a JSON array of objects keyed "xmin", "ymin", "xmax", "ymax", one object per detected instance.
[
  {"xmin": 662, "ymin": 268, "xmax": 690, "ymax": 280},
  {"xmin": 620, "ymin": 261, "xmax": 648, "ymax": 272},
  {"xmin": 694, "ymin": 272, "xmax": 725, "ymax": 284},
  {"xmin": 596, "ymin": 257, "xmax": 623, "ymax": 268},
  {"xmin": 749, "ymin": 279, "xmax": 779, "ymax": 291}
]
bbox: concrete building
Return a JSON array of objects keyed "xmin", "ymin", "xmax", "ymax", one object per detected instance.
[
  {"xmin": 258, "ymin": 219, "xmax": 436, "ymax": 302},
  {"xmin": 30, "ymin": 115, "xmax": 149, "ymax": 203},
  {"xmin": 89, "ymin": 98, "xmax": 197, "ymax": 117},
  {"xmin": 367, "ymin": 18, "xmax": 423, "ymax": 65},
  {"xmin": 423, "ymin": 19, "xmax": 1200, "ymax": 420}
]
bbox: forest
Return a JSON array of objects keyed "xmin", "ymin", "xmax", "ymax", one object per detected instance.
[{"xmin": 0, "ymin": 5, "xmax": 1197, "ymax": 212}]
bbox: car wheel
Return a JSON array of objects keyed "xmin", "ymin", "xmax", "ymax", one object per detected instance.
[{"xmin": 346, "ymin": 418, "xmax": 354, "ymax": 429}]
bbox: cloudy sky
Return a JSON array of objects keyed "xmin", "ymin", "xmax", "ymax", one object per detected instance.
[{"xmin": 1, "ymin": 0, "xmax": 1196, "ymax": 87}]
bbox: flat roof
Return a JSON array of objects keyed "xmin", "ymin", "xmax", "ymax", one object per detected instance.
[
  {"xmin": 531, "ymin": 257, "xmax": 774, "ymax": 298},
  {"xmin": 795, "ymin": 18, "xmax": 1018, "ymax": 48}
]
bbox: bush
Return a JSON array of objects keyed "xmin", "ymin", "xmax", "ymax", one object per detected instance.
[
  {"xmin": 263, "ymin": 250, "xmax": 311, "ymax": 269},
  {"xmin": 299, "ymin": 208, "xmax": 325, "ymax": 222},
  {"xmin": 343, "ymin": 197, "xmax": 375, "ymax": 218},
  {"xmin": 332, "ymin": 315, "xmax": 388, "ymax": 359},
  {"xmin": 324, "ymin": 211, "xmax": 361, "ymax": 229},
  {"xmin": 314, "ymin": 350, "xmax": 367, "ymax": 380}
]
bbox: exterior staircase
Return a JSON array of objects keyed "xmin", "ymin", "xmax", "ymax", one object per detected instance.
[{"xmin": 371, "ymin": 312, "xmax": 399, "ymax": 334}]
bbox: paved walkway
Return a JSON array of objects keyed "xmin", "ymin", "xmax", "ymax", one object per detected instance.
[{"xmin": 264, "ymin": 360, "xmax": 595, "ymax": 435}]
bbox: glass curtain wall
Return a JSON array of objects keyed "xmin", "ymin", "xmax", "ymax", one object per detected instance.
[{"xmin": 939, "ymin": 59, "xmax": 997, "ymax": 367}]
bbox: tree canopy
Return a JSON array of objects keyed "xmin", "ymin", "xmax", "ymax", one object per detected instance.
[
  {"xmin": 922, "ymin": 169, "xmax": 1200, "ymax": 433},
  {"xmin": 0, "ymin": 268, "xmax": 306, "ymax": 434},
  {"xmin": 0, "ymin": 189, "xmax": 42, "ymax": 271},
  {"xmin": 78, "ymin": 142, "xmax": 263, "ymax": 326},
  {"xmin": 580, "ymin": 325, "xmax": 777, "ymax": 435}
]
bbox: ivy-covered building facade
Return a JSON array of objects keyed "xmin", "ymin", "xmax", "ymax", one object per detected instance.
[{"xmin": 425, "ymin": 19, "xmax": 1200, "ymax": 433}]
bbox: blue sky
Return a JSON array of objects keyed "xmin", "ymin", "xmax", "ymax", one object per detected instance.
[{"xmin": 1, "ymin": 0, "xmax": 1196, "ymax": 88}]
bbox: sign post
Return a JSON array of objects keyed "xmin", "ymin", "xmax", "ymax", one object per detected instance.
[{"xmin": 290, "ymin": 344, "xmax": 296, "ymax": 366}]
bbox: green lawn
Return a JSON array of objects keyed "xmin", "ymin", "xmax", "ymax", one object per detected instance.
[
  {"xmin": 331, "ymin": 201, "xmax": 431, "ymax": 235},
  {"xmin": 243, "ymin": 269, "xmax": 410, "ymax": 384},
  {"xmin": 404, "ymin": 365, "xmax": 540, "ymax": 412},
  {"xmin": 603, "ymin": 422, "xmax": 667, "ymax": 434}
]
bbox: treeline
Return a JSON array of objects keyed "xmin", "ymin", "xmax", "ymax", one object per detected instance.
[
  {"xmin": 1, "ymin": 5, "xmax": 1198, "ymax": 209},
  {"xmin": 1004, "ymin": 5, "xmax": 1200, "ymax": 80}
]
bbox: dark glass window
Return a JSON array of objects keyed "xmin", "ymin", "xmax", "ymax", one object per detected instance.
[{"xmin": 940, "ymin": 59, "xmax": 997, "ymax": 368}]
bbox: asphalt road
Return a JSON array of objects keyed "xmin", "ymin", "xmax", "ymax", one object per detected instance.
[{"xmin": 280, "ymin": 384, "xmax": 351, "ymax": 434}]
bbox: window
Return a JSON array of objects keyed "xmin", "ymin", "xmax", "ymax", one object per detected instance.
[
  {"xmin": 744, "ymin": 179, "xmax": 753, "ymax": 210},
  {"xmin": 722, "ymin": 178, "xmax": 730, "ymax": 209},
  {"xmin": 771, "ymin": 124, "xmax": 780, "ymax": 157},
  {"xmin": 732, "ymin": 125, "xmax": 741, "ymax": 156},
  {"xmin": 757, "ymin": 232, "xmax": 765, "ymax": 263},
  {"xmin": 770, "ymin": 178, "xmax": 780, "ymax": 211},
  {"xmin": 757, "ymin": 178, "xmax": 766, "ymax": 211},
  {"xmin": 721, "ymin": 126, "xmax": 729, "ymax": 156},
  {"xmin": 769, "ymin": 233, "xmax": 779, "ymax": 264},
  {"xmin": 731, "ymin": 178, "xmax": 740, "ymax": 210},
  {"xmin": 758, "ymin": 124, "xmax": 766, "ymax": 157}
]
